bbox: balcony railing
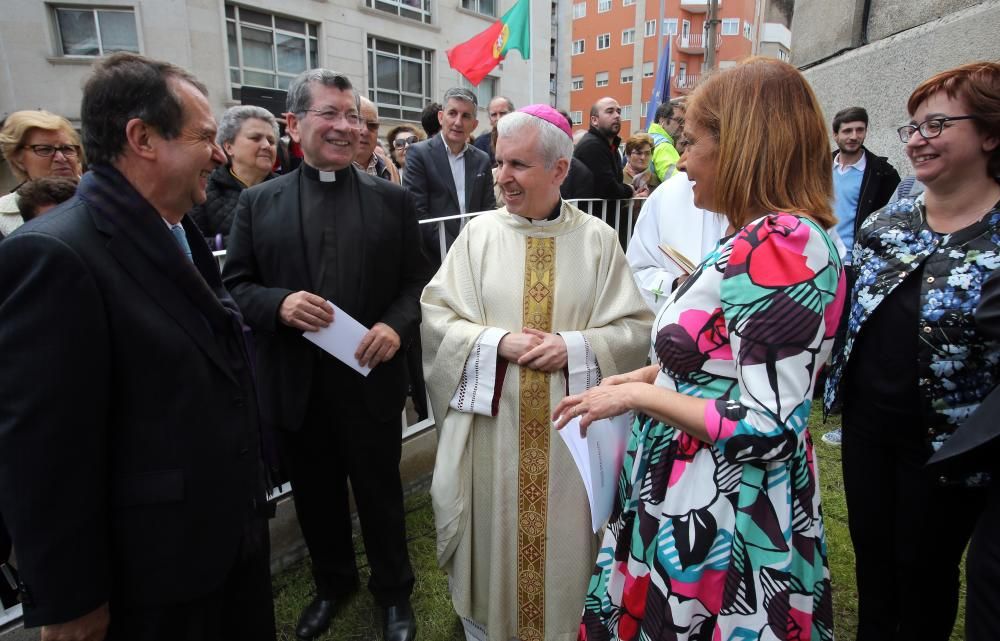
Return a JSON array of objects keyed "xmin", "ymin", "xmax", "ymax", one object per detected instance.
[
  {"xmin": 674, "ymin": 74, "xmax": 701, "ymax": 91},
  {"xmin": 675, "ymin": 33, "xmax": 718, "ymax": 54},
  {"xmin": 679, "ymin": 0, "xmax": 719, "ymax": 12}
]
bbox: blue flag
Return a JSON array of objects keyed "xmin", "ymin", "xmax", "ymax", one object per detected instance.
[{"xmin": 644, "ymin": 39, "xmax": 671, "ymax": 129}]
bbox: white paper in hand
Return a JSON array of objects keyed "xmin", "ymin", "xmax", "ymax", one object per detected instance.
[
  {"xmin": 302, "ymin": 301, "xmax": 372, "ymax": 376},
  {"xmin": 556, "ymin": 413, "xmax": 632, "ymax": 532}
]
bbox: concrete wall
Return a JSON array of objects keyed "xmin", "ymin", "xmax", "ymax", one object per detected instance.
[{"xmin": 795, "ymin": 0, "xmax": 1000, "ymax": 176}]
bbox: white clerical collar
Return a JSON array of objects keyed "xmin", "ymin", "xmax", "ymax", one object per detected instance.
[{"xmin": 318, "ymin": 170, "xmax": 337, "ymax": 182}]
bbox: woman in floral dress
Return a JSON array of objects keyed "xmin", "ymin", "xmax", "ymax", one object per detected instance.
[
  {"xmin": 554, "ymin": 58, "xmax": 846, "ymax": 641},
  {"xmin": 824, "ymin": 62, "xmax": 1000, "ymax": 641}
]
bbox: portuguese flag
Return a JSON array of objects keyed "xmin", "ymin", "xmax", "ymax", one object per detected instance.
[{"xmin": 447, "ymin": 0, "xmax": 531, "ymax": 86}]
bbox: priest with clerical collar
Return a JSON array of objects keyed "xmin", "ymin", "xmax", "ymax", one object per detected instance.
[
  {"xmin": 223, "ymin": 68, "xmax": 431, "ymax": 641},
  {"xmin": 420, "ymin": 105, "xmax": 653, "ymax": 641}
]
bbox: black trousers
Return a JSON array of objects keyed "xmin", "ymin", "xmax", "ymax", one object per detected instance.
[
  {"xmin": 842, "ymin": 423, "xmax": 986, "ymax": 641},
  {"xmin": 107, "ymin": 517, "xmax": 275, "ymax": 641},
  {"xmin": 280, "ymin": 358, "xmax": 414, "ymax": 607},
  {"xmin": 967, "ymin": 482, "xmax": 1000, "ymax": 641}
]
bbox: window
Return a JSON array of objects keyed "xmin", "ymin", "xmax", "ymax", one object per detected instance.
[
  {"xmin": 623, "ymin": 0, "xmax": 635, "ymax": 5},
  {"xmin": 596, "ymin": 33, "xmax": 610, "ymax": 50},
  {"xmin": 622, "ymin": 28, "xmax": 636, "ymax": 45},
  {"xmin": 642, "ymin": 61, "xmax": 654, "ymax": 78},
  {"xmin": 572, "ymin": 39, "xmax": 585, "ymax": 55},
  {"xmin": 640, "ymin": 101, "xmax": 649, "ymax": 116},
  {"xmin": 645, "ymin": 19, "xmax": 656, "ymax": 37},
  {"xmin": 662, "ymin": 18, "xmax": 678, "ymax": 35},
  {"xmin": 777, "ymin": 48, "xmax": 789, "ymax": 61},
  {"xmin": 571, "ymin": 111, "xmax": 583, "ymax": 125},
  {"xmin": 598, "ymin": 0, "xmax": 611, "ymax": 12},
  {"xmin": 595, "ymin": 71, "xmax": 609, "ymax": 87},
  {"xmin": 669, "ymin": 61, "xmax": 675, "ymax": 77},
  {"xmin": 620, "ymin": 67, "xmax": 633, "ymax": 84},
  {"xmin": 226, "ymin": 6, "xmax": 319, "ymax": 101},
  {"xmin": 744, "ymin": 21, "xmax": 753, "ymax": 39},
  {"xmin": 621, "ymin": 104, "xmax": 633, "ymax": 120},
  {"xmin": 368, "ymin": 0, "xmax": 431, "ymax": 23},
  {"xmin": 571, "ymin": 76, "xmax": 584, "ymax": 90},
  {"xmin": 460, "ymin": 76, "xmax": 497, "ymax": 107},
  {"xmin": 721, "ymin": 18, "xmax": 739, "ymax": 35},
  {"xmin": 573, "ymin": 2, "xmax": 586, "ymax": 18},
  {"xmin": 462, "ymin": 0, "xmax": 496, "ymax": 17},
  {"xmin": 367, "ymin": 37, "xmax": 432, "ymax": 121},
  {"xmin": 54, "ymin": 7, "xmax": 138, "ymax": 56}
]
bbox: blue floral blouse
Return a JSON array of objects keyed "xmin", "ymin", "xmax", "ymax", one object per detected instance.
[{"xmin": 825, "ymin": 196, "xmax": 1000, "ymax": 462}]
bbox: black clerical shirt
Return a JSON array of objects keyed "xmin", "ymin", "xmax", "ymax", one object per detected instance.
[{"xmin": 299, "ymin": 163, "xmax": 364, "ymax": 317}]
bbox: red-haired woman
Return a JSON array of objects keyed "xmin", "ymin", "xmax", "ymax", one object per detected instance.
[
  {"xmin": 825, "ymin": 61, "xmax": 1000, "ymax": 641},
  {"xmin": 554, "ymin": 57, "xmax": 846, "ymax": 641}
]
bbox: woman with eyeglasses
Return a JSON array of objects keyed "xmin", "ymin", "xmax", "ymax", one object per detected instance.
[
  {"xmin": 824, "ymin": 61, "xmax": 1000, "ymax": 641},
  {"xmin": 386, "ymin": 125, "xmax": 424, "ymax": 181},
  {"xmin": 622, "ymin": 132, "xmax": 660, "ymax": 194},
  {"xmin": 0, "ymin": 110, "xmax": 83, "ymax": 236}
]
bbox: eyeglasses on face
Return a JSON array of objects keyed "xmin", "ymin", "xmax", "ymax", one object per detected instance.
[
  {"xmin": 23, "ymin": 144, "xmax": 80, "ymax": 158},
  {"xmin": 300, "ymin": 108, "xmax": 362, "ymax": 127},
  {"xmin": 392, "ymin": 136, "xmax": 419, "ymax": 149},
  {"xmin": 629, "ymin": 148, "xmax": 652, "ymax": 156},
  {"xmin": 897, "ymin": 115, "xmax": 977, "ymax": 142}
]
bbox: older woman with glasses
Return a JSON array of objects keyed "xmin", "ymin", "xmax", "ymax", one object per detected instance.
[
  {"xmin": 0, "ymin": 110, "xmax": 83, "ymax": 236},
  {"xmin": 824, "ymin": 61, "xmax": 1000, "ymax": 641},
  {"xmin": 386, "ymin": 125, "xmax": 424, "ymax": 181},
  {"xmin": 188, "ymin": 105, "xmax": 278, "ymax": 249},
  {"xmin": 622, "ymin": 132, "xmax": 660, "ymax": 194}
]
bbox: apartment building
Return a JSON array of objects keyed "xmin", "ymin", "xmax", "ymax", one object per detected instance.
[
  {"xmin": 568, "ymin": 0, "xmax": 788, "ymax": 139},
  {"xmin": 0, "ymin": 0, "xmax": 554, "ymax": 191}
]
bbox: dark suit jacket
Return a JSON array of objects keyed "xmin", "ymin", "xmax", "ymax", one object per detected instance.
[
  {"xmin": 472, "ymin": 131, "xmax": 495, "ymax": 166},
  {"xmin": 402, "ymin": 133, "xmax": 495, "ymax": 261},
  {"xmin": 573, "ymin": 127, "xmax": 634, "ymax": 201},
  {"xmin": 223, "ymin": 166, "xmax": 432, "ymax": 431},
  {"xmin": 0, "ymin": 165, "xmax": 264, "ymax": 625}
]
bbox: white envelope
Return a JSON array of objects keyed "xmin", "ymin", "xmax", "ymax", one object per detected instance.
[
  {"xmin": 302, "ymin": 301, "xmax": 372, "ymax": 376},
  {"xmin": 556, "ymin": 413, "xmax": 632, "ymax": 532}
]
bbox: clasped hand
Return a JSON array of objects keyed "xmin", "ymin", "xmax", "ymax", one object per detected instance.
[{"xmin": 499, "ymin": 327, "xmax": 567, "ymax": 372}]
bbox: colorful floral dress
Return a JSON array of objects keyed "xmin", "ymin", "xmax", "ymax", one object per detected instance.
[{"xmin": 581, "ymin": 214, "xmax": 846, "ymax": 641}]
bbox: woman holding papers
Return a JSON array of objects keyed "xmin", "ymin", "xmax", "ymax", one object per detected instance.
[{"xmin": 554, "ymin": 58, "xmax": 846, "ymax": 641}]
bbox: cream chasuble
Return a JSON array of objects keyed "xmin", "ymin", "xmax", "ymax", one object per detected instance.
[{"xmin": 421, "ymin": 203, "xmax": 652, "ymax": 641}]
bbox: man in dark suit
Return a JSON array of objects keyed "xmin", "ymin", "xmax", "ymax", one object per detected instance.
[
  {"xmin": 0, "ymin": 53, "xmax": 274, "ymax": 640},
  {"xmin": 403, "ymin": 87, "xmax": 495, "ymax": 264},
  {"xmin": 573, "ymin": 97, "xmax": 639, "ymax": 202},
  {"xmin": 223, "ymin": 69, "xmax": 431, "ymax": 641}
]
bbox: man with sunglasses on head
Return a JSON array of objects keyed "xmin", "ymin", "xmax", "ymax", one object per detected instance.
[
  {"xmin": 354, "ymin": 97, "xmax": 400, "ymax": 184},
  {"xmin": 647, "ymin": 100, "xmax": 684, "ymax": 182},
  {"xmin": 224, "ymin": 68, "xmax": 432, "ymax": 641}
]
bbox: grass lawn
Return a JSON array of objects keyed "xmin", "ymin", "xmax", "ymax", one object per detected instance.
[{"xmin": 273, "ymin": 407, "xmax": 967, "ymax": 640}]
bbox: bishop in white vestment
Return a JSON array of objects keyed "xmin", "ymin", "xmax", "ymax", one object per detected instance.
[{"xmin": 421, "ymin": 106, "xmax": 652, "ymax": 641}]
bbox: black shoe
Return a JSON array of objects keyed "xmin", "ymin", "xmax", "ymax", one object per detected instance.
[
  {"xmin": 295, "ymin": 596, "xmax": 342, "ymax": 640},
  {"xmin": 383, "ymin": 601, "xmax": 417, "ymax": 641}
]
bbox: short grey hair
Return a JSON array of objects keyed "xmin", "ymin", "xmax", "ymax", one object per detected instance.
[
  {"xmin": 490, "ymin": 96, "xmax": 515, "ymax": 111},
  {"xmin": 443, "ymin": 87, "xmax": 478, "ymax": 109},
  {"xmin": 497, "ymin": 112, "xmax": 573, "ymax": 169},
  {"xmin": 286, "ymin": 68, "xmax": 360, "ymax": 115},
  {"xmin": 216, "ymin": 105, "xmax": 279, "ymax": 147}
]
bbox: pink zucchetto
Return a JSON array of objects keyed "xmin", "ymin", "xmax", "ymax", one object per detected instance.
[{"xmin": 517, "ymin": 104, "xmax": 573, "ymax": 140}]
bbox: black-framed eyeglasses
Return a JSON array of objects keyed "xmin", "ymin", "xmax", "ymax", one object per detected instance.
[
  {"xmin": 23, "ymin": 144, "xmax": 80, "ymax": 158},
  {"xmin": 392, "ymin": 136, "xmax": 419, "ymax": 149},
  {"xmin": 299, "ymin": 108, "xmax": 362, "ymax": 127},
  {"xmin": 897, "ymin": 115, "xmax": 978, "ymax": 142}
]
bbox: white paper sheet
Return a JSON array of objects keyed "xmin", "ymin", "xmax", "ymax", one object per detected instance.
[
  {"xmin": 302, "ymin": 301, "xmax": 372, "ymax": 376},
  {"xmin": 556, "ymin": 413, "xmax": 632, "ymax": 532}
]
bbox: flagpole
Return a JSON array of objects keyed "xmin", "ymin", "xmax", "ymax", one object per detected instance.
[{"xmin": 528, "ymin": 0, "xmax": 534, "ymax": 104}]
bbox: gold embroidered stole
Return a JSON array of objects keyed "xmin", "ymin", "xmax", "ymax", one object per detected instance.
[{"xmin": 517, "ymin": 236, "xmax": 555, "ymax": 641}]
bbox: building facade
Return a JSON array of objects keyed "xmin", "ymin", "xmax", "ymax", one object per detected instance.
[
  {"xmin": 0, "ymin": 0, "xmax": 554, "ymax": 192},
  {"xmin": 568, "ymin": 0, "xmax": 788, "ymax": 139}
]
